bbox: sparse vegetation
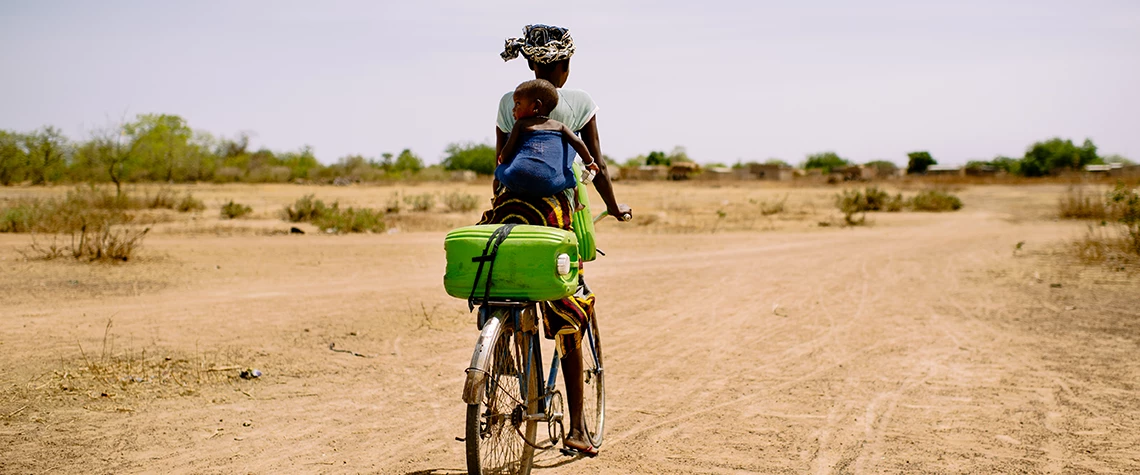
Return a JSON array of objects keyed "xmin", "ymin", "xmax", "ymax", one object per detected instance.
[
  {"xmin": 282, "ymin": 194, "xmax": 331, "ymax": 222},
  {"xmin": 908, "ymin": 189, "xmax": 963, "ymax": 212},
  {"xmin": 403, "ymin": 192, "xmax": 435, "ymax": 212},
  {"xmin": 836, "ymin": 187, "xmax": 961, "ymax": 224},
  {"xmin": 1107, "ymin": 183, "xmax": 1140, "ymax": 255},
  {"xmin": 749, "ymin": 195, "xmax": 788, "ymax": 216},
  {"xmin": 0, "ymin": 187, "xmax": 167, "ymax": 261},
  {"xmin": 49, "ymin": 320, "xmax": 241, "ymax": 399},
  {"xmin": 1059, "ymin": 185, "xmax": 1108, "ymax": 220},
  {"xmin": 1063, "ymin": 183, "xmax": 1140, "ymax": 262},
  {"xmin": 1, "ymin": 187, "xmax": 204, "ymax": 235},
  {"xmin": 313, "ymin": 207, "xmax": 386, "ymax": 234},
  {"xmin": 836, "ymin": 189, "xmax": 871, "ymax": 225},
  {"xmin": 220, "ymin": 200, "xmax": 252, "ymax": 219},
  {"xmin": 25, "ymin": 224, "xmax": 151, "ymax": 261},
  {"xmin": 442, "ymin": 191, "xmax": 479, "ymax": 212},
  {"xmin": 176, "ymin": 193, "xmax": 206, "ymax": 212},
  {"xmin": 280, "ymin": 194, "xmax": 387, "ymax": 233}
]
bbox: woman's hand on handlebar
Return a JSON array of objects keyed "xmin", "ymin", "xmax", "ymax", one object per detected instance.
[{"xmin": 608, "ymin": 203, "xmax": 632, "ymax": 222}]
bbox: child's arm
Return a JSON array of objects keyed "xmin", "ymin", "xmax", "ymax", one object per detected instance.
[{"xmin": 498, "ymin": 121, "xmax": 527, "ymax": 165}]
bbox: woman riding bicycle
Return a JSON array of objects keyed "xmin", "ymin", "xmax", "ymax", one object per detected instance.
[{"xmin": 479, "ymin": 23, "xmax": 631, "ymax": 457}]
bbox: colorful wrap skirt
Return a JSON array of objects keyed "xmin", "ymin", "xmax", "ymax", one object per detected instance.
[{"xmin": 477, "ymin": 184, "xmax": 594, "ymax": 353}]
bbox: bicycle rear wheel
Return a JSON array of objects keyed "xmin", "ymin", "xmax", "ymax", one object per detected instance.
[
  {"xmin": 466, "ymin": 311, "xmax": 539, "ymax": 475},
  {"xmin": 580, "ymin": 316, "xmax": 605, "ymax": 448}
]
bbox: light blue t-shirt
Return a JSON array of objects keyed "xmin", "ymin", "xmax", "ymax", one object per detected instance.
[{"xmin": 496, "ymin": 88, "xmax": 599, "ymax": 134}]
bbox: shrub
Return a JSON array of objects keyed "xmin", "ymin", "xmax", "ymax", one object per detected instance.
[
  {"xmin": 385, "ymin": 192, "xmax": 402, "ymax": 213},
  {"xmin": 145, "ymin": 188, "xmax": 179, "ymax": 209},
  {"xmin": 282, "ymin": 194, "xmax": 331, "ymax": 222},
  {"xmin": 278, "ymin": 194, "xmax": 387, "ymax": 233},
  {"xmin": 1, "ymin": 201, "xmax": 42, "ymax": 233},
  {"xmin": 176, "ymin": 193, "xmax": 206, "ymax": 212},
  {"xmin": 836, "ymin": 187, "xmax": 903, "ymax": 214},
  {"xmin": 836, "ymin": 189, "xmax": 870, "ymax": 225},
  {"xmin": 220, "ymin": 200, "xmax": 252, "ymax": 219},
  {"xmin": 1059, "ymin": 186, "xmax": 1108, "ymax": 220},
  {"xmin": 834, "ymin": 187, "xmax": 960, "ymax": 223},
  {"xmin": 26, "ymin": 224, "xmax": 149, "ymax": 262},
  {"xmin": 442, "ymin": 191, "xmax": 479, "ymax": 212},
  {"xmin": 313, "ymin": 207, "xmax": 386, "ymax": 234},
  {"xmin": 750, "ymin": 195, "xmax": 787, "ymax": 216},
  {"xmin": 908, "ymin": 190, "xmax": 963, "ymax": 212},
  {"xmin": 403, "ymin": 192, "xmax": 435, "ymax": 212},
  {"xmin": 1107, "ymin": 184, "xmax": 1140, "ymax": 254},
  {"xmin": 1, "ymin": 195, "xmax": 128, "ymax": 234}
]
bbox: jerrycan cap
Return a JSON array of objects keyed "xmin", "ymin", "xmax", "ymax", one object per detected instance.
[{"xmin": 556, "ymin": 253, "xmax": 571, "ymax": 276}]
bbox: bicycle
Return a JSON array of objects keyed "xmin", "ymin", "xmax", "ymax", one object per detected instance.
[{"xmin": 461, "ymin": 210, "xmax": 625, "ymax": 475}]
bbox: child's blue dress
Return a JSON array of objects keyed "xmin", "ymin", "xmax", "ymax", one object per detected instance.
[{"xmin": 495, "ymin": 130, "xmax": 578, "ymax": 198}]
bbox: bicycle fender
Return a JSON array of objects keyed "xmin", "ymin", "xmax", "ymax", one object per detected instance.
[{"xmin": 462, "ymin": 315, "xmax": 503, "ymax": 404}]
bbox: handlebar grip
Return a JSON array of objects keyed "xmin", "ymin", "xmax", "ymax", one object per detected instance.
[{"xmin": 593, "ymin": 210, "xmax": 633, "ymax": 223}]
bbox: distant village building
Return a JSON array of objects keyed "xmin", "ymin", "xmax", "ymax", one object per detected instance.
[
  {"xmin": 925, "ymin": 165, "xmax": 964, "ymax": 176},
  {"xmin": 835, "ymin": 165, "xmax": 876, "ymax": 181},
  {"xmin": 735, "ymin": 163, "xmax": 794, "ymax": 181},
  {"xmin": 1109, "ymin": 164, "xmax": 1140, "ymax": 178},
  {"xmin": 699, "ymin": 167, "xmax": 736, "ymax": 181},
  {"xmin": 1085, "ymin": 163, "xmax": 1124, "ymax": 173},
  {"xmin": 451, "ymin": 170, "xmax": 477, "ymax": 181},
  {"xmin": 630, "ymin": 165, "xmax": 668, "ymax": 180},
  {"xmin": 964, "ymin": 164, "xmax": 999, "ymax": 177},
  {"xmin": 668, "ymin": 162, "xmax": 700, "ymax": 180}
]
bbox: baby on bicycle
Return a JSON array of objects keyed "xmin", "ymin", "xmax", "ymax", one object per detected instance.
[{"xmin": 496, "ymin": 79, "xmax": 600, "ymax": 204}]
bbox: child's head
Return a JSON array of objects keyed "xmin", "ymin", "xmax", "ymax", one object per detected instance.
[{"xmin": 512, "ymin": 79, "xmax": 558, "ymax": 120}]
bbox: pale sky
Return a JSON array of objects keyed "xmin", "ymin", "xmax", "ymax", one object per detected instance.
[{"xmin": 1, "ymin": 0, "xmax": 1137, "ymax": 166}]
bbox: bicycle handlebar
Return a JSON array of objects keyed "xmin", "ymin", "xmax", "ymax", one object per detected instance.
[{"xmin": 593, "ymin": 210, "xmax": 632, "ymax": 224}]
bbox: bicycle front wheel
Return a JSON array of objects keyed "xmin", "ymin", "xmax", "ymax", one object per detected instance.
[
  {"xmin": 581, "ymin": 316, "xmax": 606, "ymax": 448},
  {"xmin": 466, "ymin": 312, "xmax": 539, "ymax": 475}
]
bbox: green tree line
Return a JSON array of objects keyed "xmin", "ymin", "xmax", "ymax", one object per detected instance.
[
  {"xmin": 2, "ymin": 115, "xmax": 1131, "ymax": 187},
  {"xmin": 790, "ymin": 138, "xmax": 1129, "ymax": 177},
  {"xmin": 0, "ymin": 114, "xmax": 438, "ymax": 190}
]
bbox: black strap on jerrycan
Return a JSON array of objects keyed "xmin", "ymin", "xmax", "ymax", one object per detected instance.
[{"xmin": 467, "ymin": 224, "xmax": 518, "ymax": 311}]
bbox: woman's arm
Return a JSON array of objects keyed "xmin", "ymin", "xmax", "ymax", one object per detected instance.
[
  {"xmin": 559, "ymin": 124, "xmax": 595, "ymax": 165},
  {"xmin": 495, "ymin": 127, "xmax": 508, "ymax": 160},
  {"xmin": 578, "ymin": 116, "xmax": 631, "ymax": 219}
]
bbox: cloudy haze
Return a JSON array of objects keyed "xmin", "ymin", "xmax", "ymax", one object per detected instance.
[{"xmin": 1, "ymin": 0, "xmax": 1137, "ymax": 166}]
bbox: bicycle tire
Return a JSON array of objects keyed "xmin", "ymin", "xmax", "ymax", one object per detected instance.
[
  {"xmin": 466, "ymin": 311, "xmax": 540, "ymax": 475},
  {"xmin": 581, "ymin": 316, "xmax": 606, "ymax": 448}
]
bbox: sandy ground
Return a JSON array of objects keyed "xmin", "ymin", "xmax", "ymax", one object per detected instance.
[{"xmin": 1, "ymin": 182, "xmax": 1138, "ymax": 474}]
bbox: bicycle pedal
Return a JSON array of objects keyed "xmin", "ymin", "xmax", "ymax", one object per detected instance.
[
  {"xmin": 455, "ymin": 437, "xmax": 465, "ymax": 442},
  {"xmin": 559, "ymin": 446, "xmax": 597, "ymax": 458}
]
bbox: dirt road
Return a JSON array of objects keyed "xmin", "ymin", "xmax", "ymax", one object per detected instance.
[{"xmin": 1, "ymin": 184, "xmax": 1137, "ymax": 473}]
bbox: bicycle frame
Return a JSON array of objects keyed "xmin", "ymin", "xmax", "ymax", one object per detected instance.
[{"xmin": 463, "ymin": 299, "xmax": 601, "ymax": 448}]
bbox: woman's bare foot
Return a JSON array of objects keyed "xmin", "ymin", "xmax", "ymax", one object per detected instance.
[{"xmin": 563, "ymin": 429, "xmax": 597, "ymax": 457}]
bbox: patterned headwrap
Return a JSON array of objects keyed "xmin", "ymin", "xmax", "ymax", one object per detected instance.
[{"xmin": 500, "ymin": 24, "xmax": 575, "ymax": 64}]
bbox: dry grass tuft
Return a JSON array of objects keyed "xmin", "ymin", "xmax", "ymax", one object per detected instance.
[
  {"xmin": 908, "ymin": 189, "xmax": 963, "ymax": 212},
  {"xmin": 1066, "ymin": 183, "xmax": 1140, "ymax": 264},
  {"xmin": 1059, "ymin": 185, "xmax": 1108, "ymax": 220},
  {"xmin": 280, "ymin": 194, "xmax": 387, "ymax": 233},
  {"xmin": 442, "ymin": 191, "xmax": 479, "ymax": 212},
  {"xmin": 19, "ymin": 320, "xmax": 253, "ymax": 404},
  {"xmin": 25, "ymin": 225, "xmax": 150, "ymax": 262},
  {"xmin": 403, "ymin": 192, "xmax": 436, "ymax": 212},
  {"xmin": 220, "ymin": 200, "xmax": 253, "ymax": 219}
]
